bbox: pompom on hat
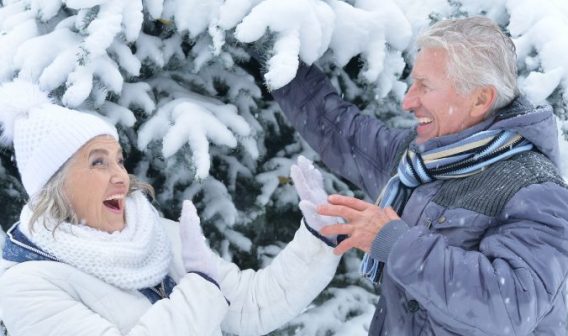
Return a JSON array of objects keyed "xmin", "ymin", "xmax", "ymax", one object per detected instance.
[{"xmin": 0, "ymin": 79, "xmax": 118, "ymax": 197}]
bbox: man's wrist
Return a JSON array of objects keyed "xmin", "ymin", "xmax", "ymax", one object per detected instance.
[{"xmin": 369, "ymin": 219, "xmax": 409, "ymax": 263}]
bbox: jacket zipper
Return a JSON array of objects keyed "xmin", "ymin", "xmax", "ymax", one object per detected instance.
[{"xmin": 149, "ymin": 281, "xmax": 167, "ymax": 299}]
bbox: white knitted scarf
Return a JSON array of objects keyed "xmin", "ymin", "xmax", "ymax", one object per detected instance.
[{"xmin": 19, "ymin": 191, "xmax": 172, "ymax": 290}]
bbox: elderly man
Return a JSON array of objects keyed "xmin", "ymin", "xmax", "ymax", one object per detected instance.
[{"xmin": 272, "ymin": 17, "xmax": 568, "ymax": 335}]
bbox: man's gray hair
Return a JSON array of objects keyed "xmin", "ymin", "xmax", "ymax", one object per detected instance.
[
  {"xmin": 417, "ymin": 16, "xmax": 519, "ymax": 111},
  {"xmin": 28, "ymin": 163, "xmax": 155, "ymax": 231}
]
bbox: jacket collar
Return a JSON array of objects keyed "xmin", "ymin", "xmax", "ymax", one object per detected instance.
[{"xmin": 2, "ymin": 223, "xmax": 58, "ymax": 263}]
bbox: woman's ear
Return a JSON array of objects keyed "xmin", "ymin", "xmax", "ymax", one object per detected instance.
[{"xmin": 470, "ymin": 86, "xmax": 496, "ymax": 118}]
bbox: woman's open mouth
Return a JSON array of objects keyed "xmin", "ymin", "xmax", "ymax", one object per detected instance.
[{"xmin": 103, "ymin": 195, "xmax": 124, "ymax": 214}]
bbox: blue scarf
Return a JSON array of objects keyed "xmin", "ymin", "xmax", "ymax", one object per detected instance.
[{"xmin": 361, "ymin": 129, "xmax": 534, "ymax": 283}]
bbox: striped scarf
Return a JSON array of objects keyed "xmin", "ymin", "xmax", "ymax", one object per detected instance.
[{"xmin": 361, "ymin": 129, "xmax": 534, "ymax": 283}]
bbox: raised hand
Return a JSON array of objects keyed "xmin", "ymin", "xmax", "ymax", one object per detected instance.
[
  {"xmin": 319, "ymin": 194, "xmax": 399, "ymax": 255},
  {"xmin": 290, "ymin": 156, "xmax": 328, "ymax": 206},
  {"xmin": 179, "ymin": 200, "xmax": 219, "ymax": 282},
  {"xmin": 290, "ymin": 156, "xmax": 343, "ymax": 239}
]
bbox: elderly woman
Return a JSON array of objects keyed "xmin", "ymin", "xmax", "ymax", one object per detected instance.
[{"xmin": 0, "ymin": 80, "xmax": 340, "ymax": 336}]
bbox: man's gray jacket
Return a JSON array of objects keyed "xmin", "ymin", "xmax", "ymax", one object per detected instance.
[{"xmin": 273, "ymin": 64, "xmax": 568, "ymax": 335}]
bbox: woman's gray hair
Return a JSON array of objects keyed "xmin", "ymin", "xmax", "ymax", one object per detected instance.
[
  {"xmin": 417, "ymin": 16, "xmax": 519, "ymax": 112},
  {"xmin": 28, "ymin": 162, "xmax": 155, "ymax": 231}
]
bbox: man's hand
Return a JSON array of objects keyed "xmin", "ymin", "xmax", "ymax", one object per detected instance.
[
  {"xmin": 319, "ymin": 194, "xmax": 399, "ymax": 255},
  {"xmin": 179, "ymin": 200, "xmax": 219, "ymax": 282}
]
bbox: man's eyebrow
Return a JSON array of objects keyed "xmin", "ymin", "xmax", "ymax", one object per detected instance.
[
  {"xmin": 411, "ymin": 74, "xmax": 426, "ymax": 81},
  {"xmin": 412, "ymin": 76, "xmax": 433, "ymax": 85}
]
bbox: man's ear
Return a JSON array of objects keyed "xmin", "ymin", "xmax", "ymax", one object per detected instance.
[{"xmin": 470, "ymin": 86, "xmax": 496, "ymax": 118}]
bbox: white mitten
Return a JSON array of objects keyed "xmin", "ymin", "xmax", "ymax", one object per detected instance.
[
  {"xmin": 179, "ymin": 200, "xmax": 219, "ymax": 283},
  {"xmin": 291, "ymin": 156, "xmax": 328, "ymax": 206},
  {"xmin": 291, "ymin": 156, "xmax": 342, "ymax": 240}
]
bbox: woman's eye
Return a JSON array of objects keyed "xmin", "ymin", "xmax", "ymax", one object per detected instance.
[
  {"xmin": 118, "ymin": 158, "xmax": 125, "ymax": 166},
  {"xmin": 91, "ymin": 158, "xmax": 105, "ymax": 167}
]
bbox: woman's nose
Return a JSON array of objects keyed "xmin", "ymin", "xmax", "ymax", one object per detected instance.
[{"xmin": 110, "ymin": 165, "xmax": 127, "ymax": 184}]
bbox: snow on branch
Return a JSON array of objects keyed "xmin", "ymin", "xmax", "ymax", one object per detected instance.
[
  {"xmin": 138, "ymin": 77, "xmax": 252, "ymax": 179},
  {"xmin": 508, "ymin": 0, "xmax": 568, "ymax": 104},
  {"xmin": 234, "ymin": 0, "xmax": 411, "ymax": 90},
  {"xmin": 1, "ymin": 0, "xmax": 146, "ymax": 108},
  {"xmin": 235, "ymin": 0, "xmax": 334, "ymax": 89}
]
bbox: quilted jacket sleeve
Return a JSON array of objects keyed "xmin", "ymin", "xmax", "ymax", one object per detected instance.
[
  {"xmin": 217, "ymin": 222, "xmax": 341, "ymax": 335},
  {"xmin": 272, "ymin": 63, "xmax": 413, "ymax": 198},
  {"xmin": 163, "ymin": 218, "xmax": 341, "ymax": 336}
]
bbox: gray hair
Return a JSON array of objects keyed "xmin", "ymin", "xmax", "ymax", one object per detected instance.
[
  {"xmin": 417, "ymin": 16, "xmax": 519, "ymax": 111},
  {"xmin": 28, "ymin": 162, "xmax": 155, "ymax": 232}
]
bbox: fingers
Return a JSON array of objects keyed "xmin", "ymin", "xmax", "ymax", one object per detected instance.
[
  {"xmin": 291, "ymin": 156, "xmax": 328, "ymax": 205},
  {"xmin": 384, "ymin": 207, "xmax": 400, "ymax": 221},
  {"xmin": 327, "ymin": 194, "xmax": 370, "ymax": 211},
  {"xmin": 298, "ymin": 156, "xmax": 324, "ymax": 191},
  {"xmin": 298, "ymin": 200, "xmax": 318, "ymax": 219},
  {"xmin": 181, "ymin": 200, "xmax": 199, "ymax": 224},
  {"xmin": 299, "ymin": 200, "xmax": 340, "ymax": 231},
  {"xmin": 297, "ymin": 155, "xmax": 313, "ymax": 171},
  {"xmin": 319, "ymin": 223, "xmax": 352, "ymax": 236},
  {"xmin": 317, "ymin": 203, "xmax": 359, "ymax": 221},
  {"xmin": 290, "ymin": 164, "xmax": 311, "ymax": 200},
  {"xmin": 333, "ymin": 237, "xmax": 357, "ymax": 255},
  {"xmin": 180, "ymin": 200, "xmax": 205, "ymax": 241},
  {"xmin": 330, "ymin": 230, "xmax": 374, "ymax": 255}
]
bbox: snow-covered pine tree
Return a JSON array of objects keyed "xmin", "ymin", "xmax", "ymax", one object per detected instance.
[{"xmin": 0, "ymin": 0, "xmax": 567, "ymax": 334}]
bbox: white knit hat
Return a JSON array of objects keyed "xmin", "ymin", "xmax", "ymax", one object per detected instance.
[{"xmin": 0, "ymin": 80, "xmax": 118, "ymax": 197}]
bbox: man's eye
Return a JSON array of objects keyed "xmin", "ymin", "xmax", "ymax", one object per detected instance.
[{"xmin": 118, "ymin": 158, "xmax": 125, "ymax": 166}]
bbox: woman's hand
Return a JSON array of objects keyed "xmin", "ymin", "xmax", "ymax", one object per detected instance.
[
  {"xmin": 290, "ymin": 156, "xmax": 343, "ymax": 240},
  {"xmin": 179, "ymin": 200, "xmax": 219, "ymax": 282}
]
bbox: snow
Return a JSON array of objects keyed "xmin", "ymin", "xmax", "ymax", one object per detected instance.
[
  {"xmin": 30, "ymin": 0, "xmax": 63, "ymax": 22},
  {"xmin": 99, "ymin": 101, "xmax": 136, "ymax": 127},
  {"xmin": 329, "ymin": 0, "xmax": 411, "ymax": 82},
  {"xmin": 110, "ymin": 40, "xmax": 142, "ymax": 76},
  {"xmin": 14, "ymin": 28, "xmax": 79, "ymax": 82},
  {"xmin": 137, "ymin": 83, "xmax": 250, "ymax": 179},
  {"xmin": 0, "ymin": 11, "xmax": 38, "ymax": 81},
  {"xmin": 143, "ymin": 0, "xmax": 163, "ymax": 20},
  {"xmin": 509, "ymin": 0, "xmax": 568, "ymax": 105},
  {"xmin": 135, "ymin": 32, "xmax": 166, "ymax": 67},
  {"xmin": 235, "ymin": 0, "xmax": 335, "ymax": 88},
  {"xmin": 122, "ymin": 0, "xmax": 144, "ymax": 42},
  {"xmin": 0, "ymin": 0, "xmax": 568, "ymax": 334},
  {"xmin": 119, "ymin": 82, "xmax": 155, "ymax": 115},
  {"xmin": 218, "ymin": 0, "xmax": 258, "ymax": 30}
]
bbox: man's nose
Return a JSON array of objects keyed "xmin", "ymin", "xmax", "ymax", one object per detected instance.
[{"xmin": 402, "ymin": 85, "xmax": 419, "ymax": 111}]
